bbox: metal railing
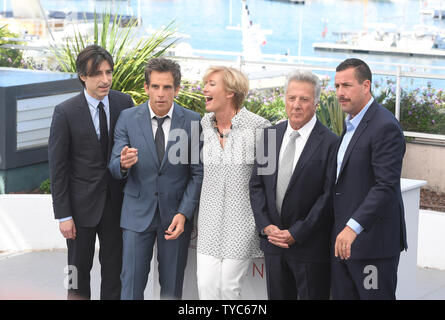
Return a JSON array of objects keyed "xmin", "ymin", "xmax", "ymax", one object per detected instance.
[{"xmin": 173, "ymin": 50, "xmax": 445, "ymax": 142}]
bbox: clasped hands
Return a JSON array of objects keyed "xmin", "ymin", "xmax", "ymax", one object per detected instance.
[
  {"xmin": 263, "ymin": 225, "xmax": 295, "ymax": 249},
  {"xmin": 264, "ymin": 224, "xmax": 358, "ymax": 259}
]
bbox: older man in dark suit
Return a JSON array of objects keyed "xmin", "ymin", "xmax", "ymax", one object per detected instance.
[
  {"xmin": 48, "ymin": 45, "xmax": 134, "ymax": 300},
  {"xmin": 331, "ymin": 58, "xmax": 407, "ymax": 300},
  {"xmin": 250, "ymin": 69, "xmax": 338, "ymax": 299}
]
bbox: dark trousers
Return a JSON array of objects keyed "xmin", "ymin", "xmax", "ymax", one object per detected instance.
[
  {"xmin": 264, "ymin": 253, "xmax": 330, "ymax": 300},
  {"xmin": 120, "ymin": 209, "xmax": 192, "ymax": 300},
  {"xmin": 66, "ymin": 191, "xmax": 122, "ymax": 300},
  {"xmin": 331, "ymin": 255, "xmax": 400, "ymax": 300}
]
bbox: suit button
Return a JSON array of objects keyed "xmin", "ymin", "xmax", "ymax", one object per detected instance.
[
  {"xmin": 158, "ymin": 172, "xmax": 162, "ymax": 176},
  {"xmin": 154, "ymin": 192, "xmax": 158, "ymax": 196}
]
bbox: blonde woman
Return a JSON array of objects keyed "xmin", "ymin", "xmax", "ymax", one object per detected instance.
[{"xmin": 196, "ymin": 66, "xmax": 271, "ymax": 299}]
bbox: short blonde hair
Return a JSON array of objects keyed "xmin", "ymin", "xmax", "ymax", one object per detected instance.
[{"xmin": 203, "ymin": 66, "xmax": 249, "ymax": 110}]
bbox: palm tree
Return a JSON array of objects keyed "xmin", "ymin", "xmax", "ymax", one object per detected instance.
[{"xmin": 52, "ymin": 13, "xmax": 204, "ymax": 109}]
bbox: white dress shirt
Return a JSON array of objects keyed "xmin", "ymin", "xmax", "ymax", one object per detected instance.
[{"xmin": 279, "ymin": 114, "xmax": 317, "ymax": 174}]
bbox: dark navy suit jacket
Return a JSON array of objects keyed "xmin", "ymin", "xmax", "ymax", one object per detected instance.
[
  {"xmin": 250, "ymin": 119, "xmax": 338, "ymax": 262},
  {"xmin": 332, "ymin": 100, "xmax": 408, "ymax": 260}
]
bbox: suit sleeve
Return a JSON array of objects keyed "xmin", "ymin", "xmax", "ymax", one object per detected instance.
[
  {"xmin": 249, "ymin": 128, "xmax": 273, "ymax": 234},
  {"xmin": 127, "ymin": 94, "xmax": 135, "ymax": 108},
  {"xmin": 177, "ymin": 114, "xmax": 203, "ymax": 221},
  {"xmin": 48, "ymin": 105, "xmax": 72, "ymax": 220},
  {"xmin": 109, "ymin": 111, "xmax": 130, "ymax": 180},
  {"xmin": 351, "ymin": 121, "xmax": 405, "ymax": 231}
]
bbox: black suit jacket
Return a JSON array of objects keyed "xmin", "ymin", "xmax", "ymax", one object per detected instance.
[
  {"xmin": 332, "ymin": 100, "xmax": 408, "ymax": 260},
  {"xmin": 48, "ymin": 89, "xmax": 134, "ymax": 227},
  {"xmin": 250, "ymin": 119, "xmax": 339, "ymax": 262}
]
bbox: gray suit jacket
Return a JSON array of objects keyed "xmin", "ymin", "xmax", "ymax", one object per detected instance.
[{"xmin": 109, "ymin": 102, "xmax": 203, "ymax": 232}]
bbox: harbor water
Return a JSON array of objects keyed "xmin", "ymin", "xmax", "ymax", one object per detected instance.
[
  {"xmin": 3, "ymin": 0, "xmax": 445, "ymax": 88},
  {"xmin": 27, "ymin": 1, "xmax": 445, "ymax": 61}
]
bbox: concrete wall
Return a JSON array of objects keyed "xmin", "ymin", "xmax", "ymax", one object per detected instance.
[
  {"xmin": 0, "ymin": 162, "xmax": 49, "ymax": 194},
  {"xmin": 1, "ymin": 193, "xmax": 444, "ymax": 270},
  {"xmin": 0, "ymin": 195, "xmax": 63, "ymax": 252},
  {"xmin": 418, "ymin": 210, "xmax": 445, "ymax": 270},
  {"xmin": 402, "ymin": 142, "xmax": 445, "ymax": 193}
]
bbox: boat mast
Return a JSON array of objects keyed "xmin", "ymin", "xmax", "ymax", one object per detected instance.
[
  {"xmin": 364, "ymin": 0, "xmax": 367, "ymax": 32},
  {"xmin": 297, "ymin": 5, "xmax": 303, "ymax": 63},
  {"xmin": 230, "ymin": 0, "xmax": 233, "ymax": 25}
]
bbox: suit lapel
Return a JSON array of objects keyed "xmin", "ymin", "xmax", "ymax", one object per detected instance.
[
  {"xmin": 337, "ymin": 101, "xmax": 378, "ymax": 180},
  {"xmin": 78, "ymin": 92, "xmax": 101, "ymax": 147},
  {"xmin": 161, "ymin": 103, "xmax": 185, "ymax": 170},
  {"xmin": 285, "ymin": 120, "xmax": 323, "ymax": 194},
  {"xmin": 332, "ymin": 126, "xmax": 346, "ymax": 182},
  {"xmin": 272, "ymin": 121, "xmax": 288, "ymax": 192},
  {"xmin": 137, "ymin": 102, "xmax": 160, "ymax": 168}
]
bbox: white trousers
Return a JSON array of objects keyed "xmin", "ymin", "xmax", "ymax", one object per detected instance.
[{"xmin": 196, "ymin": 252, "xmax": 250, "ymax": 300}]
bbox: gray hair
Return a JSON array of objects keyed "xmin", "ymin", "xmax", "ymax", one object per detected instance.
[{"xmin": 284, "ymin": 69, "xmax": 321, "ymax": 104}]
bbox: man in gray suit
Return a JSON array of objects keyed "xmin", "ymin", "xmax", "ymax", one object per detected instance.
[{"xmin": 109, "ymin": 58, "xmax": 203, "ymax": 300}]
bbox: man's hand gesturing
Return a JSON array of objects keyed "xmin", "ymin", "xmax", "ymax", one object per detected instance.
[{"xmin": 120, "ymin": 146, "xmax": 138, "ymax": 169}]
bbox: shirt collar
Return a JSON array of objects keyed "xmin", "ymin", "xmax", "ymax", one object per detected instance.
[
  {"xmin": 230, "ymin": 107, "xmax": 247, "ymax": 128},
  {"xmin": 286, "ymin": 113, "xmax": 317, "ymax": 140},
  {"xmin": 84, "ymin": 89, "xmax": 109, "ymax": 109},
  {"xmin": 148, "ymin": 101, "xmax": 174, "ymax": 119},
  {"xmin": 346, "ymin": 97, "xmax": 374, "ymax": 131}
]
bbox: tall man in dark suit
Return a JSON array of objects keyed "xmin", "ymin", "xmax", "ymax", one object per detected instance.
[
  {"xmin": 48, "ymin": 45, "xmax": 134, "ymax": 299},
  {"xmin": 108, "ymin": 58, "xmax": 203, "ymax": 300},
  {"xmin": 331, "ymin": 58, "xmax": 407, "ymax": 300},
  {"xmin": 250, "ymin": 70, "xmax": 338, "ymax": 299}
]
